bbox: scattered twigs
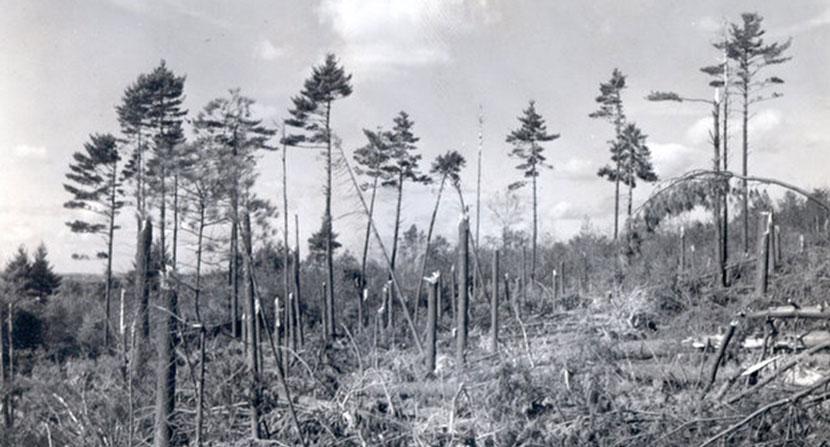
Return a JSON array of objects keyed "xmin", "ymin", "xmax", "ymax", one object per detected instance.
[
  {"xmin": 723, "ymin": 340, "xmax": 830, "ymax": 405},
  {"xmin": 700, "ymin": 373, "xmax": 830, "ymax": 447},
  {"xmin": 703, "ymin": 320, "xmax": 738, "ymax": 394}
]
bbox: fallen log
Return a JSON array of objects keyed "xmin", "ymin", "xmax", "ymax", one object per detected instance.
[{"xmin": 746, "ymin": 305, "xmax": 830, "ymax": 320}]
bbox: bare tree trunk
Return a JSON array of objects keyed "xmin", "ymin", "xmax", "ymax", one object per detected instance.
[
  {"xmin": 1, "ymin": 304, "xmax": 9, "ymax": 440},
  {"xmin": 293, "ymin": 227, "xmax": 304, "ymax": 349},
  {"xmin": 755, "ymin": 213, "xmax": 771, "ymax": 297},
  {"xmin": 741, "ymin": 82, "xmax": 750, "ymax": 254},
  {"xmin": 281, "ymin": 132, "xmax": 291, "ymax": 363},
  {"xmin": 242, "ymin": 212, "xmax": 262, "ymax": 439},
  {"xmin": 456, "ymin": 217, "xmax": 469, "ymax": 369},
  {"xmin": 490, "ymin": 250, "xmax": 499, "ymax": 353},
  {"xmin": 324, "ymin": 101, "xmax": 336, "ymax": 340},
  {"xmin": 413, "ymin": 175, "xmax": 447, "ymax": 332},
  {"xmin": 360, "ymin": 178, "xmax": 378, "ymax": 302},
  {"xmin": 105, "ymin": 162, "xmax": 118, "ymax": 350},
  {"xmin": 531, "ymin": 173, "xmax": 538, "ymax": 283},
  {"xmin": 389, "ymin": 173, "xmax": 404, "ymax": 327},
  {"xmin": 154, "ymin": 254, "xmax": 179, "ymax": 447},
  {"xmin": 132, "ymin": 219, "xmax": 152, "ymax": 375},
  {"xmin": 425, "ymin": 273, "xmax": 439, "ymax": 373},
  {"xmin": 230, "ymin": 216, "xmax": 240, "ymax": 338}
]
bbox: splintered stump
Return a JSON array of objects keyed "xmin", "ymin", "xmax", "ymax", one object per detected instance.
[
  {"xmin": 425, "ymin": 272, "xmax": 440, "ymax": 373},
  {"xmin": 755, "ymin": 212, "xmax": 771, "ymax": 297}
]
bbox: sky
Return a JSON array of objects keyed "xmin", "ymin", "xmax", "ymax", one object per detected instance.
[{"xmin": 1, "ymin": 0, "xmax": 829, "ymax": 274}]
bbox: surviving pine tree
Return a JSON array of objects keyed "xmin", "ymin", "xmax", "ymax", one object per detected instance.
[
  {"xmin": 596, "ymin": 123, "xmax": 658, "ymax": 229},
  {"xmin": 506, "ymin": 100, "xmax": 559, "ymax": 284},
  {"xmin": 63, "ymin": 132, "xmax": 124, "ymax": 346},
  {"xmin": 285, "ymin": 53, "xmax": 352, "ymax": 340},
  {"xmin": 589, "ymin": 68, "xmax": 628, "ymax": 240}
]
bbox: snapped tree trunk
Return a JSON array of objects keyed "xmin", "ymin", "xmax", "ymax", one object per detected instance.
[
  {"xmin": 425, "ymin": 273, "xmax": 439, "ymax": 374},
  {"xmin": 324, "ymin": 100, "xmax": 336, "ymax": 340},
  {"xmin": 414, "ymin": 175, "xmax": 447, "ymax": 332},
  {"xmin": 132, "ymin": 219, "xmax": 152, "ymax": 376},
  {"xmin": 153, "ymin": 271, "xmax": 179, "ymax": 446},
  {"xmin": 490, "ymin": 250, "xmax": 499, "ymax": 353}
]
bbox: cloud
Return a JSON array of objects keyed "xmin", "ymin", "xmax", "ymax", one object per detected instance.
[
  {"xmin": 558, "ymin": 157, "xmax": 596, "ymax": 181},
  {"xmin": 749, "ymin": 108, "xmax": 783, "ymax": 135},
  {"xmin": 254, "ymin": 39, "xmax": 288, "ymax": 61},
  {"xmin": 317, "ymin": 0, "xmax": 496, "ymax": 73},
  {"xmin": 775, "ymin": 7, "xmax": 830, "ymax": 36},
  {"xmin": 650, "ymin": 142, "xmax": 704, "ymax": 178},
  {"xmin": 692, "ymin": 16, "xmax": 723, "ymax": 34},
  {"xmin": 12, "ymin": 144, "xmax": 47, "ymax": 159},
  {"xmin": 684, "ymin": 116, "xmax": 712, "ymax": 146}
]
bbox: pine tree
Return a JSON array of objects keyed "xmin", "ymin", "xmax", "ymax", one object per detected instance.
[
  {"xmin": 193, "ymin": 89, "xmax": 275, "ymax": 338},
  {"xmin": 285, "ymin": 53, "xmax": 352, "ymax": 340},
  {"xmin": 383, "ymin": 111, "xmax": 431, "ymax": 288},
  {"xmin": 725, "ymin": 13, "xmax": 791, "ymax": 253},
  {"xmin": 27, "ymin": 244, "xmax": 61, "ymax": 298},
  {"xmin": 63, "ymin": 132, "xmax": 124, "ymax": 346},
  {"xmin": 589, "ymin": 68, "xmax": 627, "ymax": 240},
  {"xmin": 413, "ymin": 150, "xmax": 466, "ymax": 319},
  {"xmin": 506, "ymin": 101, "xmax": 559, "ymax": 284},
  {"xmin": 308, "ymin": 215, "xmax": 342, "ymax": 264},
  {"xmin": 597, "ymin": 123, "xmax": 658, "ymax": 228},
  {"xmin": 353, "ymin": 128, "xmax": 392, "ymax": 297},
  {"xmin": 2, "ymin": 247, "xmax": 30, "ymax": 296}
]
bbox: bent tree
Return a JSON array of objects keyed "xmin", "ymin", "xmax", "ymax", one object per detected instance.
[{"xmin": 285, "ymin": 53, "xmax": 352, "ymax": 341}]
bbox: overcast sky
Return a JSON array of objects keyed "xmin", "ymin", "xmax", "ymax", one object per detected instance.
[{"xmin": 2, "ymin": 0, "xmax": 829, "ymax": 273}]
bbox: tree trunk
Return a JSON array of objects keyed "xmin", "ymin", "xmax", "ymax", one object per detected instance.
[
  {"xmin": 154, "ymin": 254, "xmax": 179, "ymax": 446},
  {"xmin": 230, "ymin": 210, "xmax": 240, "ymax": 338},
  {"xmin": 456, "ymin": 217, "xmax": 469, "ymax": 369},
  {"xmin": 242, "ymin": 212, "xmax": 262, "ymax": 439},
  {"xmin": 490, "ymin": 250, "xmax": 499, "ymax": 353},
  {"xmin": 324, "ymin": 100, "xmax": 336, "ymax": 340},
  {"xmin": 413, "ymin": 175, "xmax": 447, "ymax": 332},
  {"xmin": 293, "ymin": 215, "xmax": 304, "ymax": 348},
  {"xmin": 195, "ymin": 326, "xmax": 206, "ymax": 447},
  {"xmin": 281, "ymin": 133, "xmax": 291, "ymax": 357},
  {"xmin": 755, "ymin": 213, "xmax": 771, "ymax": 297},
  {"xmin": 531, "ymin": 173, "xmax": 538, "ymax": 283},
  {"xmin": 712, "ymin": 101, "xmax": 726, "ymax": 287},
  {"xmin": 425, "ymin": 274, "xmax": 439, "ymax": 373},
  {"xmin": 105, "ymin": 162, "xmax": 118, "ymax": 350},
  {"xmin": 389, "ymin": 173, "xmax": 404, "ymax": 326},
  {"xmin": 742, "ymin": 81, "xmax": 750, "ymax": 254},
  {"xmin": 132, "ymin": 219, "xmax": 152, "ymax": 375},
  {"xmin": 360, "ymin": 178, "xmax": 378, "ymax": 299}
]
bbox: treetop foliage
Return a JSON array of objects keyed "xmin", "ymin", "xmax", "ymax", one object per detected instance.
[
  {"xmin": 506, "ymin": 100, "xmax": 559, "ymax": 188},
  {"xmin": 588, "ymin": 68, "xmax": 627, "ymax": 128},
  {"xmin": 284, "ymin": 53, "xmax": 353, "ymax": 148}
]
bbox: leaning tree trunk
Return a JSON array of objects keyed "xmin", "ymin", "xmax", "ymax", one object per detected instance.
[
  {"xmin": 413, "ymin": 175, "xmax": 447, "ymax": 330},
  {"xmin": 324, "ymin": 101, "xmax": 336, "ymax": 340}
]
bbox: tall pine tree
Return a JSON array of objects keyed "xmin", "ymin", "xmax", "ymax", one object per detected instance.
[
  {"xmin": 506, "ymin": 101, "xmax": 559, "ymax": 284},
  {"xmin": 285, "ymin": 53, "xmax": 352, "ymax": 340},
  {"xmin": 63, "ymin": 132, "xmax": 124, "ymax": 346},
  {"xmin": 589, "ymin": 68, "xmax": 628, "ymax": 240}
]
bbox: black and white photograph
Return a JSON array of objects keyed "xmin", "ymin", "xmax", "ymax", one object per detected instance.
[{"xmin": 2, "ymin": 0, "xmax": 830, "ymax": 445}]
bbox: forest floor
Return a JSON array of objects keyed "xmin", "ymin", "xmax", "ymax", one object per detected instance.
[{"xmin": 269, "ymin": 247, "xmax": 830, "ymax": 446}]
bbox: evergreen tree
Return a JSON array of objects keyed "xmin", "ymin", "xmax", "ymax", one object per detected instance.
[
  {"xmin": 597, "ymin": 123, "xmax": 658, "ymax": 226},
  {"xmin": 192, "ymin": 89, "xmax": 275, "ymax": 338},
  {"xmin": 725, "ymin": 13, "xmax": 791, "ymax": 253},
  {"xmin": 589, "ymin": 68, "xmax": 627, "ymax": 240},
  {"xmin": 63, "ymin": 132, "xmax": 124, "ymax": 346},
  {"xmin": 353, "ymin": 128, "xmax": 392, "ymax": 294},
  {"xmin": 27, "ymin": 244, "xmax": 61, "ymax": 298},
  {"xmin": 383, "ymin": 111, "xmax": 431, "ymax": 283},
  {"xmin": 308, "ymin": 215, "xmax": 341, "ymax": 264},
  {"xmin": 285, "ymin": 53, "xmax": 352, "ymax": 340},
  {"xmin": 2, "ymin": 247, "xmax": 30, "ymax": 296},
  {"xmin": 505, "ymin": 101, "xmax": 559, "ymax": 284}
]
